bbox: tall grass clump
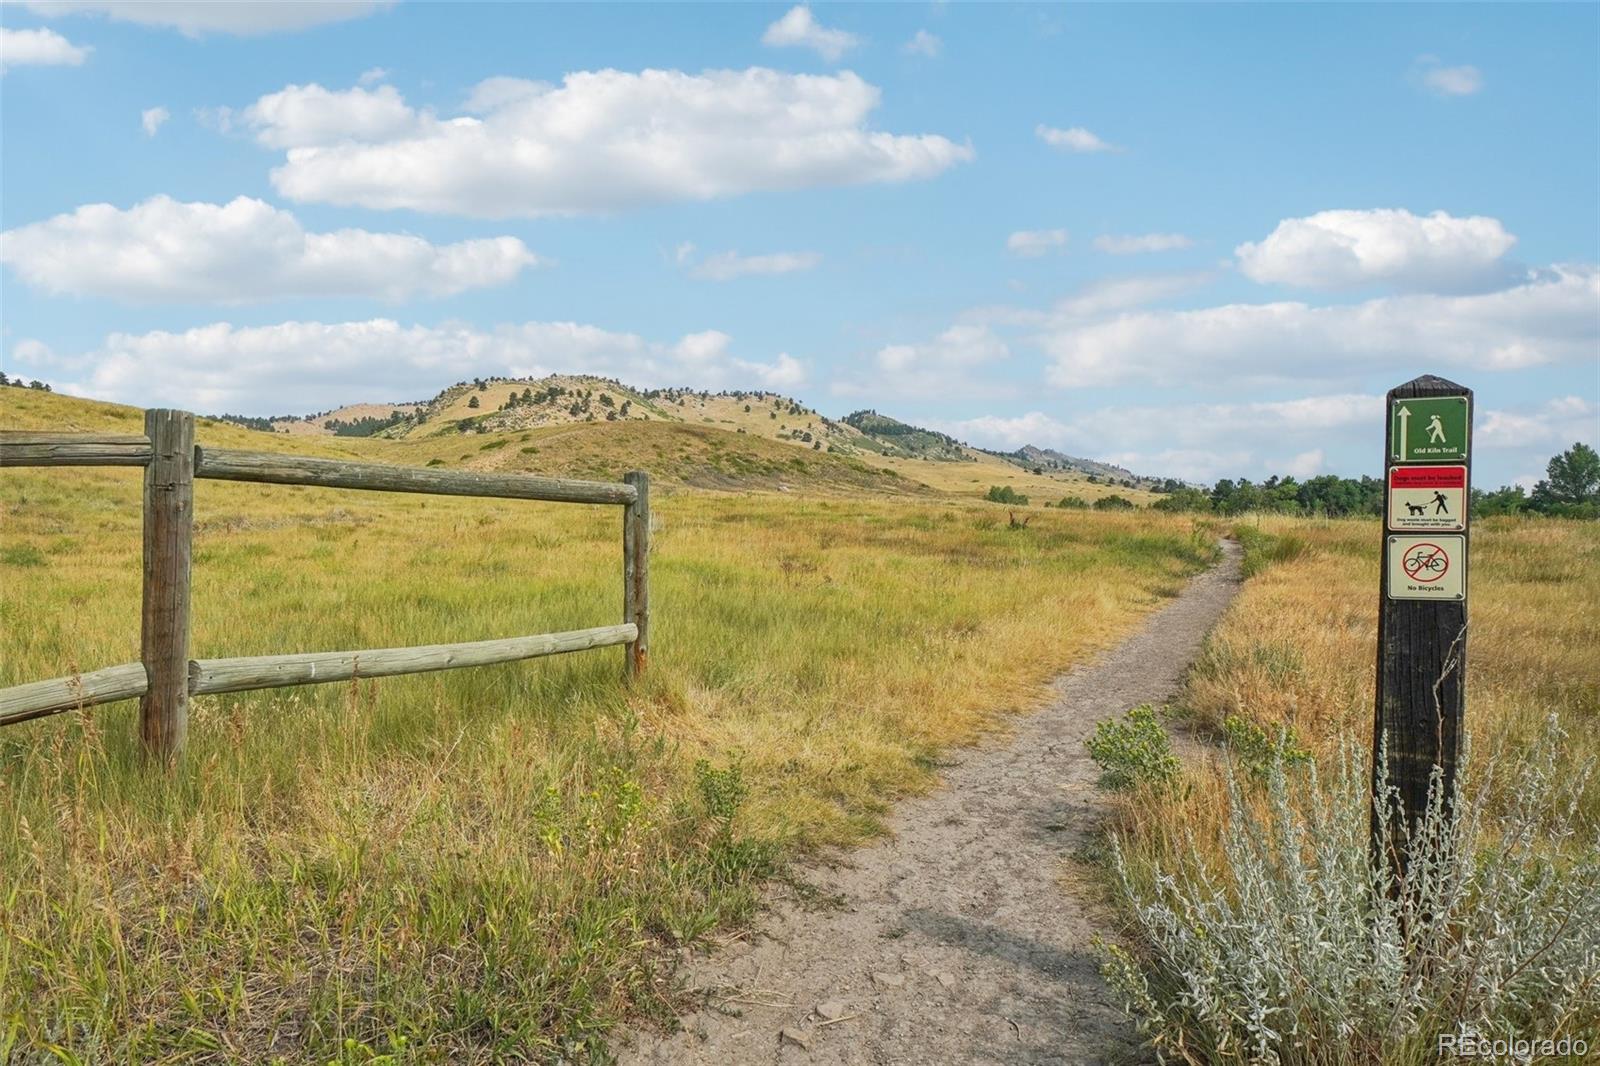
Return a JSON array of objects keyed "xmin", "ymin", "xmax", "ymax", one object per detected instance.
[
  {"xmin": 1231, "ymin": 524, "xmax": 1311, "ymax": 580},
  {"xmin": 1102, "ymin": 720, "xmax": 1600, "ymax": 1065}
]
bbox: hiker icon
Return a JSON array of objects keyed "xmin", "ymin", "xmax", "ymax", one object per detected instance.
[
  {"xmin": 1426, "ymin": 414, "xmax": 1447, "ymax": 444},
  {"xmin": 1431, "ymin": 491, "xmax": 1450, "ymax": 515}
]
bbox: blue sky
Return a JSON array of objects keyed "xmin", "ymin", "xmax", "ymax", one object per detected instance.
[{"xmin": 2, "ymin": 1, "xmax": 1596, "ymax": 487}]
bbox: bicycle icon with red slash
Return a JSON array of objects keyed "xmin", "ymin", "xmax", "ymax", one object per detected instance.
[{"xmin": 1402, "ymin": 542, "xmax": 1450, "ymax": 582}]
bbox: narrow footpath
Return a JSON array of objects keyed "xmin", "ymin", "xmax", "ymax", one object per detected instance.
[{"xmin": 624, "ymin": 540, "xmax": 1244, "ymax": 1065}]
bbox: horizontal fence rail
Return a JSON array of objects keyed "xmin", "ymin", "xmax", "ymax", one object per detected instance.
[
  {"xmin": 0, "ymin": 663, "xmax": 150, "ymax": 726},
  {"xmin": 0, "ymin": 410, "xmax": 651, "ymax": 762},
  {"xmin": 0, "ymin": 431, "xmax": 154, "ymax": 467},
  {"xmin": 196, "ymin": 446, "xmax": 637, "ymax": 505},
  {"xmin": 190, "ymin": 624, "xmax": 637, "ymax": 695}
]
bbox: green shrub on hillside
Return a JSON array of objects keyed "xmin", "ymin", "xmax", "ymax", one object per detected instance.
[
  {"xmin": 1093, "ymin": 495, "xmax": 1136, "ymax": 511},
  {"xmin": 986, "ymin": 485, "xmax": 1029, "ymax": 505}
]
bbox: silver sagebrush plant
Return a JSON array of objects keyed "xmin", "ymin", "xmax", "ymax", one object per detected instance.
[{"xmin": 1101, "ymin": 716, "xmax": 1600, "ymax": 1065}]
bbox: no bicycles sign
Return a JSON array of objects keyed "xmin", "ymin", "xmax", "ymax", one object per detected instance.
[{"xmin": 1386, "ymin": 534, "xmax": 1466, "ymax": 601}]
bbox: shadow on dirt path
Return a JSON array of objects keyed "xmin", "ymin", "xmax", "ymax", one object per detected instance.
[{"xmin": 623, "ymin": 540, "xmax": 1244, "ymax": 1066}]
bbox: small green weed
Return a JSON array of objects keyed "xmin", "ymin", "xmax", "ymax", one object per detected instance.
[
  {"xmin": 1087, "ymin": 705, "xmax": 1181, "ymax": 791},
  {"xmin": 1222, "ymin": 714, "xmax": 1312, "ymax": 779}
]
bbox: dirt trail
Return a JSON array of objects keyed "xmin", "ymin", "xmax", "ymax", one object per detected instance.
[{"xmin": 623, "ymin": 541, "xmax": 1243, "ymax": 1066}]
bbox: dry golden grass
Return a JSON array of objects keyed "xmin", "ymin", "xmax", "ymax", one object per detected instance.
[
  {"xmin": 1097, "ymin": 514, "xmax": 1600, "ymax": 1065},
  {"xmin": 0, "ymin": 389, "xmax": 1217, "ymax": 1061},
  {"xmin": 1178, "ymin": 516, "xmax": 1599, "ymax": 814},
  {"xmin": 1108, "ymin": 513, "xmax": 1600, "ymax": 925}
]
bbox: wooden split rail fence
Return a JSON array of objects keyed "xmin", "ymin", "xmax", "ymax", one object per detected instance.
[{"xmin": 0, "ymin": 409, "xmax": 651, "ymax": 762}]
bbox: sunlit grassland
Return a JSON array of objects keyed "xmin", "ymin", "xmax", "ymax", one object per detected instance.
[
  {"xmin": 1099, "ymin": 514, "xmax": 1600, "ymax": 1062},
  {"xmin": 1177, "ymin": 516, "xmax": 1599, "ymax": 818},
  {"xmin": 1111, "ymin": 512, "xmax": 1600, "ymax": 868},
  {"xmin": 0, "ymin": 393, "xmax": 1218, "ymax": 1062}
]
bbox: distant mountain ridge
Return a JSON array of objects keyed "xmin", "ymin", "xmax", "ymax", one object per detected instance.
[
  {"xmin": 988, "ymin": 444, "xmax": 1143, "ymax": 485},
  {"xmin": 211, "ymin": 374, "xmax": 1150, "ymax": 482}
]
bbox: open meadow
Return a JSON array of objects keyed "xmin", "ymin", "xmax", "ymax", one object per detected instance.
[
  {"xmin": 1, "ymin": 392, "xmax": 1216, "ymax": 1062},
  {"xmin": 1102, "ymin": 515, "xmax": 1600, "ymax": 1064}
]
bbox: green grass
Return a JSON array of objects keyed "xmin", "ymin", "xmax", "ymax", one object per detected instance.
[{"xmin": 0, "ymin": 393, "xmax": 1220, "ymax": 1062}]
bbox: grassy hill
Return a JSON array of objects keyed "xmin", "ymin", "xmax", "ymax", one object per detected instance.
[
  {"xmin": 840, "ymin": 409, "xmax": 970, "ymax": 461},
  {"xmin": 4, "ymin": 385, "xmax": 1152, "ymax": 504},
  {"xmin": 1, "ymin": 387, "xmax": 922, "ymax": 498}
]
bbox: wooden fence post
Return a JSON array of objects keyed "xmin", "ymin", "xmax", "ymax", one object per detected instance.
[
  {"xmin": 622, "ymin": 471, "xmax": 650, "ymax": 678},
  {"xmin": 1372, "ymin": 375, "xmax": 1471, "ymax": 876},
  {"xmin": 140, "ymin": 408, "xmax": 195, "ymax": 762}
]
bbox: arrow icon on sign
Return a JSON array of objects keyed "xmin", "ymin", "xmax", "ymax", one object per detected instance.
[{"xmin": 1396, "ymin": 405, "xmax": 1410, "ymax": 459}]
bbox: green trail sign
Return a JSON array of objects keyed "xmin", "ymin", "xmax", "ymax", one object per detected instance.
[{"xmin": 1391, "ymin": 395, "xmax": 1469, "ymax": 462}]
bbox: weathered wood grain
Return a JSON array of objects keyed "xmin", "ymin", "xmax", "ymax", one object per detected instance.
[
  {"xmin": 1372, "ymin": 374, "xmax": 1471, "ymax": 876},
  {"xmin": 140, "ymin": 409, "xmax": 195, "ymax": 762},
  {"xmin": 0, "ymin": 663, "xmax": 149, "ymax": 726},
  {"xmin": 0, "ymin": 432, "xmax": 152, "ymax": 467},
  {"xmin": 189, "ymin": 624, "xmax": 638, "ymax": 695},
  {"xmin": 195, "ymin": 447, "xmax": 636, "ymax": 505},
  {"xmin": 622, "ymin": 471, "xmax": 650, "ymax": 678}
]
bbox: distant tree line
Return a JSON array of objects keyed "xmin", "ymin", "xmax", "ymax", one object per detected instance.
[
  {"xmin": 327, "ymin": 411, "xmax": 409, "ymax": 436},
  {"xmin": 0, "ymin": 373, "xmax": 52, "ymax": 392},
  {"xmin": 215, "ymin": 413, "xmax": 276, "ymax": 432},
  {"xmin": 1149, "ymin": 443, "xmax": 1598, "ymax": 520}
]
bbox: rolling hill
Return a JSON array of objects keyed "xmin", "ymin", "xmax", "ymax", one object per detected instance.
[{"xmin": 8, "ymin": 377, "xmax": 1157, "ymax": 505}]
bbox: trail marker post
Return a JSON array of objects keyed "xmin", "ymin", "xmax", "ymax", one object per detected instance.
[{"xmin": 1372, "ymin": 376, "xmax": 1471, "ymax": 877}]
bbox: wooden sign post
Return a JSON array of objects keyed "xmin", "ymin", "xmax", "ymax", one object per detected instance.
[{"xmin": 1372, "ymin": 375, "xmax": 1471, "ymax": 875}]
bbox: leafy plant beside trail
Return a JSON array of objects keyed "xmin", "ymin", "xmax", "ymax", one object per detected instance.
[
  {"xmin": 1086, "ymin": 705, "xmax": 1182, "ymax": 792},
  {"xmin": 1102, "ymin": 727, "xmax": 1600, "ymax": 1065}
]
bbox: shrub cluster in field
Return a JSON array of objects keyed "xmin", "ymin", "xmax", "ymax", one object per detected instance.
[
  {"xmin": 1100, "ymin": 725, "xmax": 1600, "ymax": 1065},
  {"xmin": 1091, "ymin": 517, "xmax": 1600, "ymax": 1065}
]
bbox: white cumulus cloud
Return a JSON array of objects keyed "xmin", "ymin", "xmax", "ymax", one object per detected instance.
[
  {"xmin": 22, "ymin": 1, "xmax": 391, "ymax": 37},
  {"xmin": 1035, "ymin": 124, "xmax": 1121, "ymax": 153},
  {"xmin": 1477, "ymin": 396, "xmax": 1598, "ymax": 450},
  {"xmin": 1041, "ymin": 265, "xmax": 1598, "ymax": 388},
  {"xmin": 0, "ymin": 26, "xmax": 89, "ymax": 71},
  {"xmin": 236, "ymin": 70, "xmax": 972, "ymax": 218},
  {"xmin": 242, "ymin": 82, "xmax": 419, "ymax": 148},
  {"xmin": 761, "ymin": 5, "xmax": 860, "ymax": 62},
  {"xmin": 1007, "ymin": 228, "xmax": 1069, "ymax": 258},
  {"xmin": 1235, "ymin": 208, "xmax": 1518, "ymax": 291},
  {"xmin": 1414, "ymin": 55, "xmax": 1483, "ymax": 97},
  {"xmin": 903, "ymin": 29, "xmax": 941, "ymax": 57},
  {"xmin": 942, "ymin": 394, "xmax": 1382, "ymax": 482},
  {"xmin": 0, "ymin": 196, "xmax": 541, "ymax": 303},
  {"xmin": 12, "ymin": 318, "xmax": 806, "ymax": 413},
  {"xmin": 688, "ymin": 250, "xmax": 822, "ymax": 281},
  {"xmin": 1094, "ymin": 232, "xmax": 1193, "ymax": 255},
  {"xmin": 140, "ymin": 105, "xmax": 170, "ymax": 136},
  {"xmin": 832, "ymin": 324, "xmax": 1011, "ymax": 401}
]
